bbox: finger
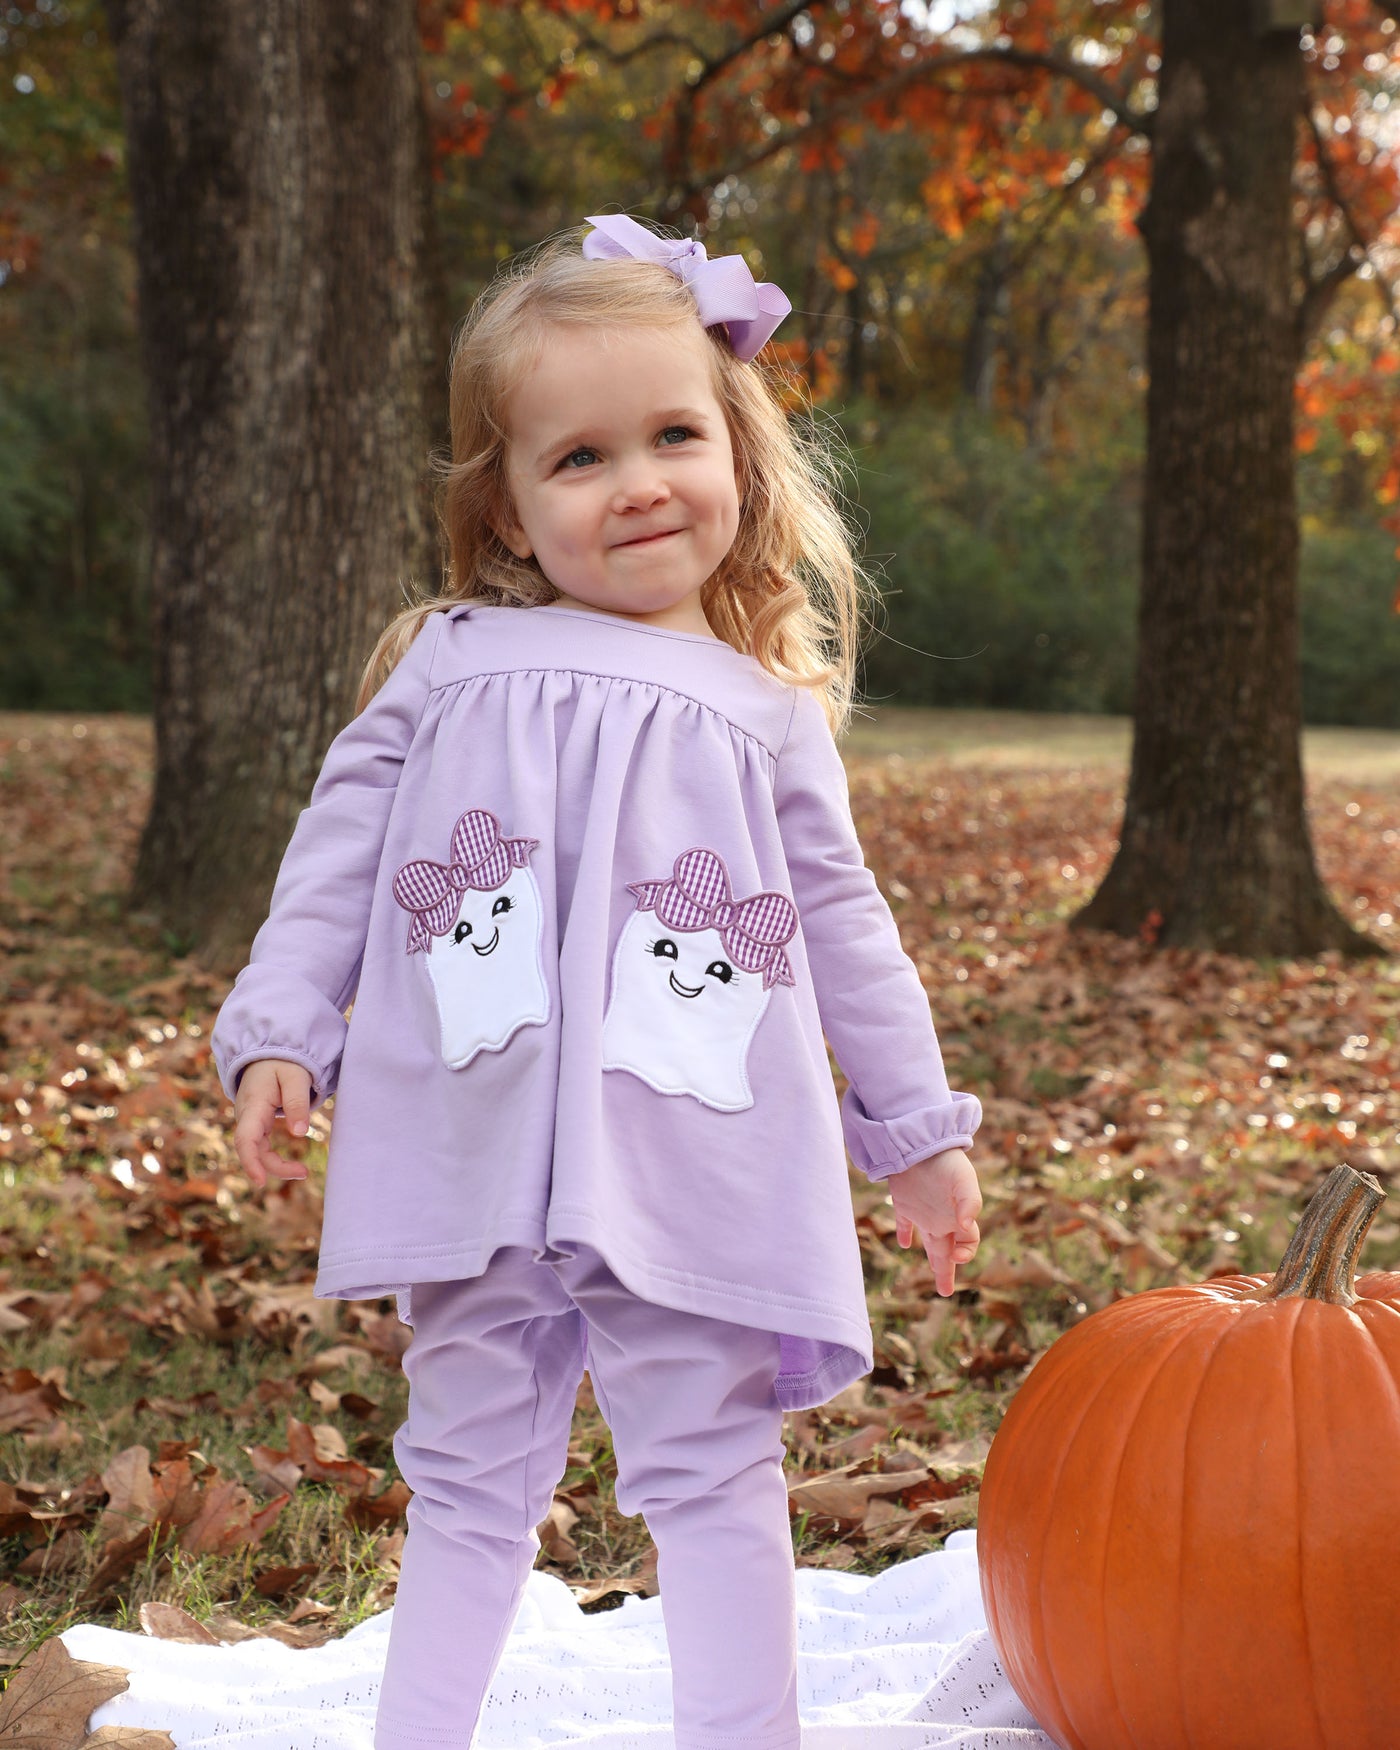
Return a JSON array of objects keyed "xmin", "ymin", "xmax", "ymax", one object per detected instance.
[
  {"xmin": 234, "ymin": 1101, "xmax": 296, "ymax": 1189},
  {"xmin": 896, "ymin": 1215, "xmax": 911, "ymax": 1248},
  {"xmin": 233, "ymin": 1118, "xmax": 267, "ymax": 1190},
  {"xmin": 263, "ymin": 1153, "xmax": 309, "ymax": 1181},
  {"xmin": 278, "ymin": 1068, "xmax": 311, "ymax": 1138},
  {"xmin": 926, "ymin": 1231, "xmax": 957, "ymax": 1298},
  {"xmin": 250, "ymin": 1120, "xmax": 305, "ymax": 1182},
  {"xmin": 957, "ymin": 1184, "xmax": 984, "ymax": 1223}
]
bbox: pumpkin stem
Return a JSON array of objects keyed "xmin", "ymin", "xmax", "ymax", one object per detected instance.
[{"xmin": 1266, "ymin": 1163, "xmax": 1386, "ymax": 1306}]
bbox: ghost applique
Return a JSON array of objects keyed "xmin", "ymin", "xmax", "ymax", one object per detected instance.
[
  {"xmin": 393, "ymin": 809, "xmax": 550, "ymax": 1069},
  {"xmin": 601, "ymin": 846, "xmax": 798, "ymax": 1112}
]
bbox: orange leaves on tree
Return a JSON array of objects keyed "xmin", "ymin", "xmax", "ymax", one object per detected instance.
[
  {"xmin": 820, "ymin": 252, "xmax": 858, "ymax": 293},
  {"xmin": 849, "ymin": 211, "xmax": 880, "ymax": 258},
  {"xmin": 1295, "ymin": 342, "xmax": 1400, "ymax": 592},
  {"xmin": 799, "ymin": 134, "xmax": 844, "ymax": 176}
]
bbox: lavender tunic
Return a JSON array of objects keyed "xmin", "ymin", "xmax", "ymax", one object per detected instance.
[{"xmin": 211, "ymin": 602, "xmax": 981, "ymax": 1410}]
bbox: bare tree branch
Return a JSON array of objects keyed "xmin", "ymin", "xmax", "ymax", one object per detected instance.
[
  {"xmin": 660, "ymin": 36, "xmax": 1151, "ymax": 213},
  {"xmin": 792, "ymin": 42, "xmax": 1154, "ymax": 138},
  {"xmin": 661, "ymin": 1, "xmax": 820, "ymax": 216},
  {"xmin": 1296, "ymin": 98, "xmax": 1397, "ymax": 347}
]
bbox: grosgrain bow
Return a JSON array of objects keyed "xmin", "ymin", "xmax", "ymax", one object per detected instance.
[
  {"xmin": 627, "ymin": 847, "xmax": 798, "ymax": 991},
  {"xmin": 394, "ymin": 808, "xmax": 538, "ymax": 953},
  {"xmin": 583, "ymin": 213, "xmax": 792, "ymax": 363}
]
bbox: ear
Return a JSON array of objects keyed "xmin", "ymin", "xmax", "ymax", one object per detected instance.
[
  {"xmin": 496, "ymin": 520, "xmax": 533, "ymax": 560},
  {"xmin": 491, "ymin": 500, "xmax": 533, "ymax": 560}
]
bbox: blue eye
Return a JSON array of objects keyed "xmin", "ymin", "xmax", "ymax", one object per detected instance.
[
  {"xmin": 660, "ymin": 426, "xmax": 694, "ymax": 446},
  {"xmin": 560, "ymin": 447, "xmax": 599, "ymax": 470}
]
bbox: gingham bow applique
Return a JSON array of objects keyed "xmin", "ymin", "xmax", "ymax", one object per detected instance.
[
  {"xmin": 394, "ymin": 809, "xmax": 539, "ymax": 954},
  {"xmin": 627, "ymin": 848, "xmax": 798, "ymax": 990}
]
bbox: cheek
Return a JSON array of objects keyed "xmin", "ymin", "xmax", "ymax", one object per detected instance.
[{"xmin": 719, "ymin": 476, "xmax": 742, "ymax": 542}]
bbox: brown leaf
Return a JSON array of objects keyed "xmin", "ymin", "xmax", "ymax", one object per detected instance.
[
  {"xmin": 253, "ymin": 1620, "xmax": 338, "ymax": 1650},
  {"xmin": 283, "ymin": 1418, "xmax": 374, "ymax": 1491},
  {"xmin": 343, "ymin": 1478, "xmax": 409, "ymax": 1530},
  {"xmin": 129, "ymin": 1392, "xmax": 223, "ymax": 1423},
  {"xmin": 252, "ymin": 1562, "xmax": 320, "ymax": 1600},
  {"xmin": 148, "ymin": 1458, "xmax": 203, "ymax": 1531},
  {"xmin": 537, "ymin": 1497, "xmax": 581, "ymax": 1566},
  {"xmin": 0, "ymin": 1636, "xmax": 129, "ymax": 1748},
  {"xmin": 82, "ymin": 1527, "xmax": 164, "ymax": 1602},
  {"xmin": 177, "ymin": 1474, "xmax": 289, "ymax": 1556},
  {"xmin": 137, "ymin": 1603, "xmax": 219, "ymax": 1645},
  {"xmin": 787, "ymin": 1466, "xmax": 927, "ymax": 1531},
  {"xmin": 79, "ymin": 1729, "xmax": 177, "ymax": 1748},
  {"xmin": 0, "ymin": 1368, "xmax": 81, "ymax": 1436},
  {"xmin": 0, "ymin": 1479, "xmax": 46, "ymax": 1537},
  {"xmin": 817, "ymin": 1424, "xmax": 885, "ymax": 1465},
  {"xmin": 567, "ymin": 1543, "xmax": 657, "ymax": 1608},
  {"xmin": 242, "ymin": 1444, "xmax": 304, "ymax": 1494},
  {"xmin": 16, "ymin": 1528, "xmax": 87, "ymax": 1578},
  {"xmin": 97, "ymin": 1447, "xmax": 156, "ymax": 1541}
]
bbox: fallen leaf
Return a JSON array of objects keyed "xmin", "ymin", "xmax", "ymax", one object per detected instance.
[
  {"xmin": 79, "ymin": 1729, "xmax": 177, "ymax": 1748},
  {"xmin": 137, "ymin": 1603, "xmax": 219, "ymax": 1645},
  {"xmin": 97, "ymin": 1447, "xmax": 156, "ymax": 1541},
  {"xmin": 537, "ymin": 1497, "xmax": 581, "ymax": 1565},
  {"xmin": 0, "ymin": 1637, "xmax": 129, "ymax": 1747}
]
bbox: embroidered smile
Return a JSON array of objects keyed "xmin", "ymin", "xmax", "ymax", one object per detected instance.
[
  {"xmin": 470, "ymin": 927, "xmax": 501, "ymax": 956},
  {"xmin": 667, "ymin": 970, "xmax": 704, "ymax": 998}
]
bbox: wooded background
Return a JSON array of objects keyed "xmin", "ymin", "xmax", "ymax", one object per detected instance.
[{"xmin": 3, "ymin": 0, "xmax": 1397, "ymax": 712}]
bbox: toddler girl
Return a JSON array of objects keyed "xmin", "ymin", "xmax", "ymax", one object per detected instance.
[{"xmin": 212, "ymin": 212, "xmax": 983, "ymax": 1750}]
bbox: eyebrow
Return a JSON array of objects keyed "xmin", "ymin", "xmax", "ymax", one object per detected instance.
[{"xmin": 534, "ymin": 407, "xmax": 712, "ymax": 469}]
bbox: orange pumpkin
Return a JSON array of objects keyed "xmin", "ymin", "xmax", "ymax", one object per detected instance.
[{"xmin": 978, "ymin": 1164, "xmax": 1400, "ymax": 1750}]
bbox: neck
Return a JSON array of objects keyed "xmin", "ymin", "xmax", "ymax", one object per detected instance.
[{"xmin": 547, "ymin": 593, "xmax": 720, "ymax": 639}]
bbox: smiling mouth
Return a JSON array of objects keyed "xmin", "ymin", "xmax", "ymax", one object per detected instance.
[
  {"xmin": 668, "ymin": 970, "xmax": 703, "ymax": 998},
  {"xmin": 616, "ymin": 529, "xmax": 682, "ymax": 547},
  {"xmin": 471, "ymin": 927, "xmax": 500, "ymax": 956}
]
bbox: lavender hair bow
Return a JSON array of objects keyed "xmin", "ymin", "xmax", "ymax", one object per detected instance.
[{"xmin": 582, "ymin": 212, "xmax": 791, "ymax": 363}]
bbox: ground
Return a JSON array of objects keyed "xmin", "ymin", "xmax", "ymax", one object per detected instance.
[{"xmin": 1, "ymin": 705, "xmax": 1396, "ymax": 1660}]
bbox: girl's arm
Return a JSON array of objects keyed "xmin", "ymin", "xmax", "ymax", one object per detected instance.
[
  {"xmin": 210, "ymin": 610, "xmax": 449, "ymax": 1112},
  {"xmin": 773, "ymin": 688, "xmax": 982, "ymax": 1183}
]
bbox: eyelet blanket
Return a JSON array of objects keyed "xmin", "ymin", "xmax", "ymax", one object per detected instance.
[{"xmin": 61, "ymin": 1530, "xmax": 1053, "ymax": 1749}]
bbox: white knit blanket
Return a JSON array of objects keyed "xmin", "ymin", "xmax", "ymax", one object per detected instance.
[{"xmin": 61, "ymin": 1530, "xmax": 1053, "ymax": 1748}]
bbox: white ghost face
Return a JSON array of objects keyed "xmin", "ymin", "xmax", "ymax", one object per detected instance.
[
  {"xmin": 424, "ymin": 867, "xmax": 550, "ymax": 1068},
  {"xmin": 601, "ymin": 912, "xmax": 773, "ymax": 1111}
]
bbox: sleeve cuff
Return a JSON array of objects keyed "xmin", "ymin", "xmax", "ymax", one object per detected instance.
[
  {"xmin": 211, "ymin": 966, "xmax": 351, "ymax": 1109},
  {"xmin": 219, "ymin": 1044, "xmax": 341, "ymax": 1111},
  {"xmin": 841, "ymin": 1086, "xmax": 983, "ymax": 1183}
]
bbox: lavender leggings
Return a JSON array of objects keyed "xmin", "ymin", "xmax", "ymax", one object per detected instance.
[{"xmin": 373, "ymin": 1240, "xmax": 801, "ymax": 1750}]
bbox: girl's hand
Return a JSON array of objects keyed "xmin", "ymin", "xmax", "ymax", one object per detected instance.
[
  {"xmin": 888, "ymin": 1146, "xmax": 982, "ymax": 1297},
  {"xmin": 232, "ymin": 1059, "xmax": 313, "ymax": 1190}
]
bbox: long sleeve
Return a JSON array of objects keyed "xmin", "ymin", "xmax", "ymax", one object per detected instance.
[
  {"xmin": 773, "ymin": 687, "xmax": 982, "ymax": 1182},
  {"xmin": 210, "ymin": 611, "xmax": 447, "ymax": 1110}
]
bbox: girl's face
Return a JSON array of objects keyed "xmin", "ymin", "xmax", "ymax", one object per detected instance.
[{"xmin": 498, "ymin": 321, "xmax": 741, "ymax": 636}]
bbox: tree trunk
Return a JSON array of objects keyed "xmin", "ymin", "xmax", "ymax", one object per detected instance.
[
  {"xmin": 960, "ymin": 220, "xmax": 1010, "ymax": 412},
  {"xmin": 104, "ymin": 0, "xmax": 437, "ymax": 964},
  {"xmin": 1072, "ymin": 0, "xmax": 1373, "ymax": 957}
]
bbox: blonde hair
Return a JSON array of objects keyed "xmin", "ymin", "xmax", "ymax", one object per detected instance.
[{"xmin": 356, "ymin": 223, "xmax": 880, "ymax": 737}]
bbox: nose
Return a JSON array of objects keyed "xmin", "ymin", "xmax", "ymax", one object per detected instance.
[{"xmin": 610, "ymin": 453, "xmax": 671, "ymax": 515}]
